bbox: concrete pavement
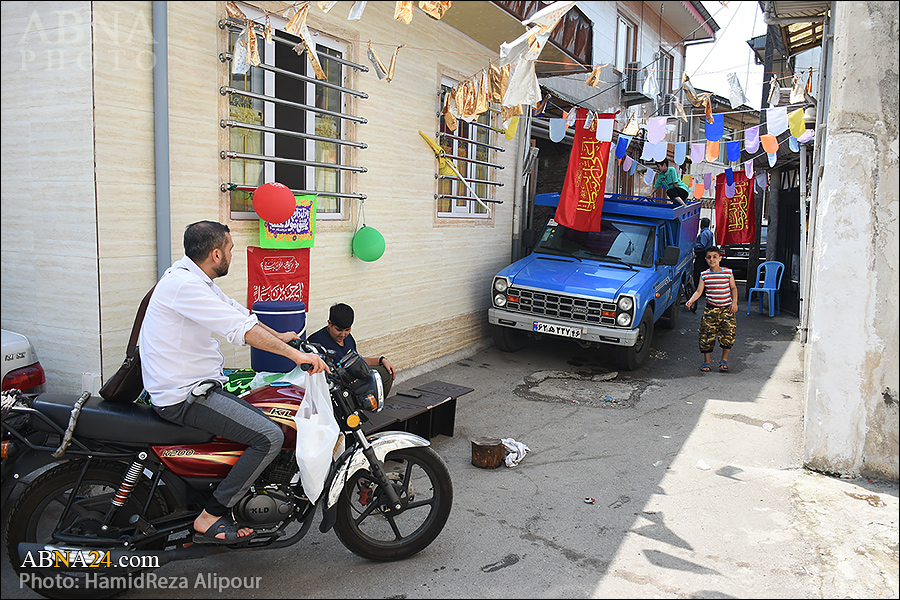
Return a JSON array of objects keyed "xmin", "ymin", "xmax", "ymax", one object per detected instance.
[{"xmin": 3, "ymin": 304, "xmax": 897, "ymax": 599}]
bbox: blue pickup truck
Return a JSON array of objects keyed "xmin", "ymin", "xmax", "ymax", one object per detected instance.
[{"xmin": 488, "ymin": 193, "xmax": 701, "ymax": 369}]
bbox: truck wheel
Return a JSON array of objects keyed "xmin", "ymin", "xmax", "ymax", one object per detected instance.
[
  {"xmin": 492, "ymin": 324, "xmax": 526, "ymax": 352},
  {"xmin": 615, "ymin": 309, "xmax": 654, "ymax": 370}
]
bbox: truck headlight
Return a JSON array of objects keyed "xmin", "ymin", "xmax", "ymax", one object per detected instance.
[
  {"xmin": 494, "ymin": 293, "xmax": 507, "ymax": 307},
  {"xmin": 617, "ymin": 296, "xmax": 633, "ymax": 311},
  {"xmin": 617, "ymin": 313, "xmax": 632, "ymax": 326},
  {"xmin": 494, "ymin": 278, "xmax": 509, "ymax": 293}
]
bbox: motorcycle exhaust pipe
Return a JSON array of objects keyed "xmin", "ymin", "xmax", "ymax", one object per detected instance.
[{"xmin": 17, "ymin": 542, "xmax": 226, "ymax": 572}]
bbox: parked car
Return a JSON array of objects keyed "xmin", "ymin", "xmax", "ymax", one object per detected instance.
[
  {"xmin": 1, "ymin": 329, "xmax": 46, "ymax": 394},
  {"xmin": 722, "ymin": 224, "xmax": 767, "ymax": 280}
]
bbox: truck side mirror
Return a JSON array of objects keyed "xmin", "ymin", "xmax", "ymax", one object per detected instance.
[
  {"xmin": 521, "ymin": 228, "xmax": 538, "ymax": 249},
  {"xmin": 659, "ymin": 245, "xmax": 680, "ymax": 266}
]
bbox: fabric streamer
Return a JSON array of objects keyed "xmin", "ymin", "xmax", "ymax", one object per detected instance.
[
  {"xmin": 706, "ymin": 141, "xmax": 719, "ymax": 162},
  {"xmin": 549, "ymin": 118, "xmax": 566, "ymax": 142},
  {"xmin": 703, "ymin": 172, "xmax": 712, "ymax": 190},
  {"xmin": 629, "ymin": 157, "xmax": 637, "ymax": 176},
  {"xmin": 789, "ymin": 136, "xmax": 800, "ymax": 153},
  {"xmin": 766, "ymin": 106, "xmax": 788, "ymax": 136},
  {"xmin": 644, "ymin": 167, "xmax": 655, "ymax": 185},
  {"xmin": 797, "ymin": 129, "xmax": 815, "ymax": 143},
  {"xmin": 724, "ymin": 182, "xmax": 736, "ymax": 198},
  {"xmin": 760, "ymin": 134, "xmax": 779, "ymax": 153},
  {"xmin": 674, "ymin": 142, "xmax": 686, "ymax": 165},
  {"xmin": 745, "ymin": 126, "xmax": 760, "ymax": 153},
  {"xmin": 595, "ymin": 117, "xmax": 614, "ymax": 142},
  {"xmin": 622, "ymin": 156, "xmax": 632, "ymax": 172},
  {"xmin": 705, "ymin": 113, "xmax": 725, "ymax": 142},
  {"xmin": 650, "ymin": 142, "xmax": 666, "ymax": 162},
  {"xmin": 788, "ymin": 108, "xmax": 806, "ymax": 138},
  {"xmin": 756, "ymin": 173, "xmax": 768, "ymax": 189},
  {"xmin": 682, "ymin": 174, "xmax": 692, "ymax": 187},
  {"xmin": 745, "ymin": 159, "xmax": 754, "ymax": 178},
  {"xmin": 691, "ymin": 143, "xmax": 705, "ymax": 164},
  {"xmin": 615, "ymin": 135, "xmax": 632, "ymax": 159},
  {"xmin": 726, "ymin": 140, "xmax": 741, "ymax": 162},
  {"xmin": 694, "ymin": 183, "xmax": 705, "ymax": 198},
  {"xmin": 647, "ymin": 116, "xmax": 667, "ymax": 144},
  {"xmin": 767, "ymin": 152, "xmax": 778, "ymax": 167},
  {"xmin": 725, "ymin": 167, "xmax": 734, "ymax": 186},
  {"xmin": 640, "ymin": 141, "xmax": 655, "ymax": 161}
]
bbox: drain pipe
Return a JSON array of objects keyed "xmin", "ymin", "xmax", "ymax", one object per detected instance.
[{"xmin": 152, "ymin": 1, "xmax": 171, "ymax": 278}]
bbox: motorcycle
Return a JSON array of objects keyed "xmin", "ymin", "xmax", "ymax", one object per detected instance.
[{"xmin": 1, "ymin": 341, "xmax": 453, "ymax": 599}]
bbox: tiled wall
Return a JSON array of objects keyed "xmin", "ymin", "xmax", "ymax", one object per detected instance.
[{"xmin": 2, "ymin": 1, "xmax": 517, "ymax": 392}]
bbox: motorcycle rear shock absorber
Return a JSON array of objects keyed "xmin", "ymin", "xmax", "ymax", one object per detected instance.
[{"xmin": 102, "ymin": 452, "xmax": 147, "ymax": 530}]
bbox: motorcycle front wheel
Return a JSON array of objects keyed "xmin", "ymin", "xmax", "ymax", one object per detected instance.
[
  {"xmin": 5, "ymin": 461, "xmax": 168, "ymax": 600},
  {"xmin": 333, "ymin": 447, "xmax": 452, "ymax": 561}
]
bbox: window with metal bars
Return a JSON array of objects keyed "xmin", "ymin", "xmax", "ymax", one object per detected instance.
[
  {"xmin": 220, "ymin": 6, "xmax": 368, "ymax": 221},
  {"xmin": 436, "ymin": 80, "xmax": 504, "ymax": 218}
]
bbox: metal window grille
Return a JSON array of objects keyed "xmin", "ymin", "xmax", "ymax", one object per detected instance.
[{"xmin": 219, "ymin": 14, "xmax": 368, "ymax": 219}]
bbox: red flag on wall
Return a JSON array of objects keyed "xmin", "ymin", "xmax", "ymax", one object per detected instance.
[
  {"xmin": 715, "ymin": 170, "xmax": 756, "ymax": 246},
  {"xmin": 554, "ymin": 108, "xmax": 613, "ymax": 232},
  {"xmin": 247, "ymin": 247, "xmax": 310, "ymax": 309}
]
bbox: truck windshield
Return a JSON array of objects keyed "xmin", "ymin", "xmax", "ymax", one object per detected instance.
[{"xmin": 535, "ymin": 219, "xmax": 656, "ymax": 267}]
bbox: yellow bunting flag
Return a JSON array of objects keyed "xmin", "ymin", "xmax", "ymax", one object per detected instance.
[{"xmin": 788, "ymin": 108, "xmax": 806, "ymax": 138}]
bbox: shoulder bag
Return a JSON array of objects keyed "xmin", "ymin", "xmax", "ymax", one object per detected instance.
[{"xmin": 98, "ymin": 286, "xmax": 156, "ymax": 403}]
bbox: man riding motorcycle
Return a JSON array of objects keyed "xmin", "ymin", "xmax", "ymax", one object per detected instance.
[{"xmin": 140, "ymin": 220, "xmax": 328, "ymax": 544}]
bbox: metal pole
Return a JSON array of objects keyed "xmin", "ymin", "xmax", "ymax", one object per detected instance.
[{"xmin": 152, "ymin": 1, "xmax": 171, "ymax": 279}]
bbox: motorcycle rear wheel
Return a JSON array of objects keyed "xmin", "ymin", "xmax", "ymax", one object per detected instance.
[
  {"xmin": 333, "ymin": 447, "xmax": 452, "ymax": 561},
  {"xmin": 5, "ymin": 461, "xmax": 168, "ymax": 600}
]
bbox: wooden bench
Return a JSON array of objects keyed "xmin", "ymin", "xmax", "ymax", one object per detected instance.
[{"xmin": 361, "ymin": 381, "xmax": 472, "ymax": 440}]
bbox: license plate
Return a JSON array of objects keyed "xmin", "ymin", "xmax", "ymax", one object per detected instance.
[{"xmin": 533, "ymin": 321, "xmax": 583, "ymax": 339}]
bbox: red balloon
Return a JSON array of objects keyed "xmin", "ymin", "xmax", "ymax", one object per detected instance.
[{"xmin": 253, "ymin": 182, "xmax": 296, "ymax": 224}]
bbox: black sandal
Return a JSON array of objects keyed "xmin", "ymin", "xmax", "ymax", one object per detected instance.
[{"xmin": 192, "ymin": 515, "xmax": 256, "ymax": 545}]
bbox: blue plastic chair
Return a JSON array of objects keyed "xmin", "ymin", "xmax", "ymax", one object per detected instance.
[{"xmin": 747, "ymin": 261, "xmax": 785, "ymax": 316}]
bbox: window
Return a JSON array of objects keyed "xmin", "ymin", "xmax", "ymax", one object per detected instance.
[
  {"xmin": 657, "ymin": 51, "xmax": 673, "ymax": 96},
  {"xmin": 436, "ymin": 81, "xmax": 497, "ymax": 218},
  {"xmin": 223, "ymin": 5, "xmax": 365, "ymax": 221},
  {"xmin": 615, "ymin": 16, "xmax": 637, "ymax": 73}
]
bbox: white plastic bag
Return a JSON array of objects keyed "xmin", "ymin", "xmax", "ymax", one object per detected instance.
[
  {"xmin": 292, "ymin": 371, "xmax": 340, "ymax": 503},
  {"xmin": 249, "ymin": 364, "xmax": 307, "ymax": 390}
]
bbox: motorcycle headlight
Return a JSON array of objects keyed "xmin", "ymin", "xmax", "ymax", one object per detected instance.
[
  {"xmin": 616, "ymin": 313, "xmax": 632, "ymax": 326},
  {"xmin": 494, "ymin": 293, "xmax": 507, "ymax": 307},
  {"xmin": 494, "ymin": 277, "xmax": 509, "ymax": 293},
  {"xmin": 617, "ymin": 296, "xmax": 634, "ymax": 311},
  {"xmin": 349, "ymin": 370, "xmax": 384, "ymax": 412}
]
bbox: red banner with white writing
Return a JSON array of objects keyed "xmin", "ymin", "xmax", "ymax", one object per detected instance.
[
  {"xmin": 554, "ymin": 108, "xmax": 613, "ymax": 232},
  {"xmin": 715, "ymin": 170, "xmax": 756, "ymax": 246},
  {"xmin": 247, "ymin": 247, "xmax": 310, "ymax": 309}
]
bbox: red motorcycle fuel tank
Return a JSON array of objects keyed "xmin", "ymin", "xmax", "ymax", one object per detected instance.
[{"xmin": 150, "ymin": 384, "xmax": 306, "ymax": 478}]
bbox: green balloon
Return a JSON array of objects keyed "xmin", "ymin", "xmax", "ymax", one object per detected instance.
[{"xmin": 352, "ymin": 226, "xmax": 385, "ymax": 262}]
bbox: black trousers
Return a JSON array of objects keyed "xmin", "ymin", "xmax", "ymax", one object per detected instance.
[{"xmin": 667, "ymin": 187, "xmax": 689, "ymax": 203}]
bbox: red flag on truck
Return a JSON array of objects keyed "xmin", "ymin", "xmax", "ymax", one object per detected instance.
[
  {"xmin": 715, "ymin": 170, "xmax": 756, "ymax": 245},
  {"xmin": 554, "ymin": 108, "xmax": 613, "ymax": 232}
]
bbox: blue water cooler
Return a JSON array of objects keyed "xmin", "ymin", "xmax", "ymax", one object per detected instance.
[{"xmin": 250, "ymin": 301, "xmax": 307, "ymax": 373}]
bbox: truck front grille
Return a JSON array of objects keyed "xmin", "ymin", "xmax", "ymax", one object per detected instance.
[{"xmin": 506, "ymin": 288, "xmax": 616, "ymax": 325}]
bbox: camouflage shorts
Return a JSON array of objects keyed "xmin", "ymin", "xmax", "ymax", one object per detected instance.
[{"xmin": 699, "ymin": 306, "xmax": 736, "ymax": 352}]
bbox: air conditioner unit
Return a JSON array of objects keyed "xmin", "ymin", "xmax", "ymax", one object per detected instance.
[
  {"xmin": 658, "ymin": 94, "xmax": 678, "ymax": 116},
  {"xmin": 624, "ymin": 61, "xmax": 642, "ymax": 93}
]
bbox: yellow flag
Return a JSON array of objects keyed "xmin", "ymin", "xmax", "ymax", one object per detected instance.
[
  {"xmin": 788, "ymin": 108, "xmax": 806, "ymax": 138},
  {"xmin": 418, "ymin": 131, "xmax": 455, "ymax": 176}
]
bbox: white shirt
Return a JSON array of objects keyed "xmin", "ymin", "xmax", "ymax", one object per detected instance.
[{"xmin": 139, "ymin": 255, "xmax": 259, "ymax": 407}]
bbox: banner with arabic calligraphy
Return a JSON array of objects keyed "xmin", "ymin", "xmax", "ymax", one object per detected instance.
[
  {"xmin": 714, "ymin": 170, "xmax": 755, "ymax": 246},
  {"xmin": 259, "ymin": 195, "xmax": 317, "ymax": 249},
  {"xmin": 247, "ymin": 247, "xmax": 310, "ymax": 310},
  {"xmin": 554, "ymin": 108, "xmax": 613, "ymax": 232}
]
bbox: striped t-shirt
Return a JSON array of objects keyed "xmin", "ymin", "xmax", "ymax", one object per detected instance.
[{"xmin": 701, "ymin": 268, "xmax": 734, "ymax": 307}]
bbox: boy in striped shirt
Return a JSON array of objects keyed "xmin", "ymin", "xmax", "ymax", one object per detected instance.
[{"xmin": 685, "ymin": 246, "xmax": 738, "ymax": 372}]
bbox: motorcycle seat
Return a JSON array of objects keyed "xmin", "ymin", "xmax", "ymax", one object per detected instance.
[{"xmin": 30, "ymin": 394, "xmax": 214, "ymax": 446}]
